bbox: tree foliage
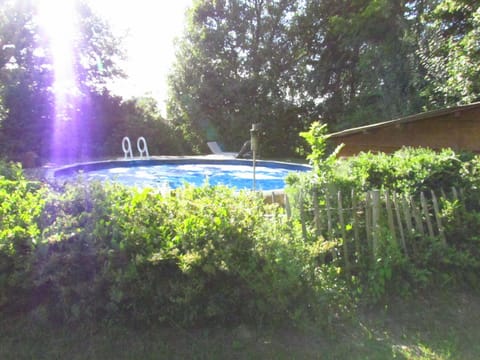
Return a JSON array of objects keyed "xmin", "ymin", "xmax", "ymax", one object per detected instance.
[
  {"xmin": 0, "ymin": 0, "xmax": 125, "ymax": 163},
  {"xmin": 168, "ymin": 0, "xmax": 480, "ymax": 156},
  {"xmin": 168, "ymin": 0, "xmax": 310, "ymax": 156},
  {"xmin": 419, "ymin": 0, "xmax": 480, "ymax": 106}
]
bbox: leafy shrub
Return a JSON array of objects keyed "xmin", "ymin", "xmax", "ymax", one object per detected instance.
[
  {"xmin": 289, "ymin": 123, "xmax": 480, "ymax": 303},
  {"xmin": 97, "ymin": 184, "xmax": 352, "ymax": 328},
  {"xmin": 0, "ymin": 161, "xmax": 45, "ymax": 312},
  {"xmin": 341, "ymin": 147, "xmax": 470, "ymax": 195},
  {"xmin": 4, "ymin": 136, "xmax": 480, "ymax": 329},
  {"xmin": 0, "ymin": 170, "xmax": 352, "ymax": 329}
]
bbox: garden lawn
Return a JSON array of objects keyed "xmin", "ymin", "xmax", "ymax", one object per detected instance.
[{"xmin": 1, "ymin": 289, "xmax": 479, "ymax": 360}]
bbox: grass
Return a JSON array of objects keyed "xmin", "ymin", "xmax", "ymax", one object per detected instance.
[{"xmin": 1, "ymin": 289, "xmax": 479, "ymax": 359}]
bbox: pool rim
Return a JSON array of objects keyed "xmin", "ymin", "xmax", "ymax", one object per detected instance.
[{"xmin": 51, "ymin": 156, "xmax": 312, "ymax": 192}]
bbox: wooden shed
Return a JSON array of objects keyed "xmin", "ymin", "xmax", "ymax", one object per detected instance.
[{"xmin": 327, "ymin": 102, "xmax": 480, "ymax": 157}]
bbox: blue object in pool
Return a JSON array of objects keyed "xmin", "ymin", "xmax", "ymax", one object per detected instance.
[{"xmin": 54, "ymin": 158, "xmax": 311, "ymax": 191}]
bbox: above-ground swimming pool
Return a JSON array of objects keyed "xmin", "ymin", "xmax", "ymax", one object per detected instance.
[{"xmin": 53, "ymin": 158, "xmax": 312, "ymax": 191}]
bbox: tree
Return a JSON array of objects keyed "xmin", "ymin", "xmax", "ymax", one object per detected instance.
[
  {"xmin": 0, "ymin": 0, "xmax": 53, "ymax": 160},
  {"xmin": 0, "ymin": 0, "xmax": 125, "ymax": 163},
  {"xmin": 294, "ymin": 0, "xmax": 426, "ymax": 130},
  {"xmin": 419, "ymin": 0, "xmax": 480, "ymax": 107},
  {"xmin": 168, "ymin": 0, "xmax": 309, "ymax": 157},
  {"xmin": 168, "ymin": 0, "xmax": 430, "ymax": 155},
  {"xmin": 106, "ymin": 96, "xmax": 187, "ymax": 157}
]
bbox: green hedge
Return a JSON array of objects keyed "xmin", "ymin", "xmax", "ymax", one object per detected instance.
[
  {"xmin": 0, "ymin": 163, "xmax": 351, "ymax": 328},
  {"xmin": 0, "ymin": 162, "xmax": 45, "ymax": 312},
  {"xmin": 2, "ymin": 141, "xmax": 480, "ymax": 328},
  {"xmin": 285, "ymin": 122, "xmax": 480, "ymax": 302}
]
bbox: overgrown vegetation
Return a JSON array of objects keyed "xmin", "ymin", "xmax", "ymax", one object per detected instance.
[
  {"xmin": 2, "ymin": 130, "xmax": 480, "ymax": 332},
  {"xmin": 286, "ymin": 122, "xmax": 480, "ymax": 304},
  {"xmin": 0, "ymin": 162, "xmax": 352, "ymax": 329}
]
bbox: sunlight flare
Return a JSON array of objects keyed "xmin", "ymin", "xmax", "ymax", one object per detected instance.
[
  {"xmin": 36, "ymin": 0, "xmax": 80, "ymax": 163},
  {"xmin": 37, "ymin": 0, "xmax": 78, "ymax": 96}
]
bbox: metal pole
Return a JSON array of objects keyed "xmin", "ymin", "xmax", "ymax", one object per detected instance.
[
  {"xmin": 250, "ymin": 123, "xmax": 260, "ymax": 190},
  {"xmin": 253, "ymin": 148, "xmax": 256, "ymax": 190}
]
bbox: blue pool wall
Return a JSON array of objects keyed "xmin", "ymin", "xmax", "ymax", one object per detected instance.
[{"xmin": 53, "ymin": 157, "xmax": 312, "ymax": 178}]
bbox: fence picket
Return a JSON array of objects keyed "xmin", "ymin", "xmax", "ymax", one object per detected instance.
[
  {"xmin": 284, "ymin": 193, "xmax": 291, "ymax": 218},
  {"xmin": 441, "ymin": 188, "xmax": 447, "ymax": 200},
  {"xmin": 401, "ymin": 196, "xmax": 414, "ymax": 236},
  {"xmin": 431, "ymin": 190, "xmax": 447, "ymax": 246},
  {"xmin": 385, "ymin": 190, "xmax": 397, "ymax": 245},
  {"xmin": 299, "ymin": 190, "xmax": 307, "ymax": 241},
  {"xmin": 410, "ymin": 195, "xmax": 424, "ymax": 236},
  {"xmin": 337, "ymin": 191, "xmax": 350, "ymax": 273},
  {"xmin": 326, "ymin": 191, "xmax": 333, "ymax": 242},
  {"xmin": 420, "ymin": 192, "xmax": 435, "ymax": 238},
  {"xmin": 352, "ymin": 189, "xmax": 361, "ymax": 257},
  {"xmin": 392, "ymin": 193, "xmax": 408, "ymax": 257},
  {"xmin": 371, "ymin": 190, "xmax": 380, "ymax": 258},
  {"xmin": 452, "ymin": 187, "xmax": 459, "ymax": 202},
  {"xmin": 282, "ymin": 185, "xmax": 461, "ymax": 273},
  {"xmin": 365, "ymin": 191, "xmax": 372, "ymax": 255},
  {"xmin": 313, "ymin": 188, "xmax": 321, "ymax": 238}
]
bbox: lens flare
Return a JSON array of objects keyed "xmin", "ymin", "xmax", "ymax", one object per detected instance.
[{"xmin": 36, "ymin": 0, "xmax": 80, "ymax": 164}]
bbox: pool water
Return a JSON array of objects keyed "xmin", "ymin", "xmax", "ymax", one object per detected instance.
[{"xmin": 56, "ymin": 161, "xmax": 310, "ymax": 191}]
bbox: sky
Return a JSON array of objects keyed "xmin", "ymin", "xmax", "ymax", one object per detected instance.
[{"xmin": 87, "ymin": 0, "xmax": 193, "ymax": 116}]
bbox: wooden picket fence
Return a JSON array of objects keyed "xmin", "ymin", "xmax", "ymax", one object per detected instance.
[{"xmin": 269, "ymin": 187, "xmax": 465, "ymax": 272}]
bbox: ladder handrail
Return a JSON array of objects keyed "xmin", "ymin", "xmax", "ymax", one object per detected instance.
[
  {"xmin": 122, "ymin": 136, "xmax": 133, "ymax": 159},
  {"xmin": 137, "ymin": 136, "xmax": 150, "ymax": 159},
  {"xmin": 122, "ymin": 136, "xmax": 150, "ymax": 159}
]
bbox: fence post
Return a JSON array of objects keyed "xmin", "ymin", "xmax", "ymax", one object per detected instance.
[
  {"xmin": 431, "ymin": 190, "xmax": 447, "ymax": 246},
  {"xmin": 420, "ymin": 192, "xmax": 434, "ymax": 238},
  {"xmin": 313, "ymin": 188, "xmax": 322, "ymax": 238},
  {"xmin": 385, "ymin": 190, "xmax": 397, "ymax": 246},
  {"xmin": 338, "ymin": 191, "xmax": 350, "ymax": 273},
  {"xmin": 393, "ymin": 193, "xmax": 408, "ymax": 257},
  {"xmin": 299, "ymin": 190, "xmax": 307, "ymax": 241},
  {"xmin": 410, "ymin": 195, "xmax": 425, "ymax": 236},
  {"xmin": 365, "ymin": 191, "xmax": 372, "ymax": 255},
  {"xmin": 325, "ymin": 190, "xmax": 333, "ymax": 242},
  {"xmin": 401, "ymin": 196, "xmax": 414, "ymax": 237},
  {"xmin": 352, "ymin": 189, "xmax": 361, "ymax": 258},
  {"xmin": 452, "ymin": 187, "xmax": 459, "ymax": 202},
  {"xmin": 284, "ymin": 193, "xmax": 291, "ymax": 219},
  {"xmin": 371, "ymin": 190, "xmax": 380, "ymax": 258}
]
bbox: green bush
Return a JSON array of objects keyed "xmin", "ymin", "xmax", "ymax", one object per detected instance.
[
  {"xmin": 289, "ymin": 123, "xmax": 480, "ymax": 303},
  {"xmin": 0, "ymin": 161, "xmax": 45, "ymax": 312},
  {"xmin": 340, "ymin": 147, "xmax": 471, "ymax": 195},
  {"xmin": 3, "ymin": 139, "xmax": 480, "ymax": 329},
  {"xmin": 0, "ymin": 166, "xmax": 352, "ymax": 329}
]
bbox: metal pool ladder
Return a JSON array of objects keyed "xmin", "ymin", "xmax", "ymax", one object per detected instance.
[{"xmin": 122, "ymin": 136, "xmax": 150, "ymax": 159}]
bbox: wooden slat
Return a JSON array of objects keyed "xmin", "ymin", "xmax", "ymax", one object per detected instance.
[
  {"xmin": 410, "ymin": 195, "xmax": 424, "ymax": 236},
  {"xmin": 401, "ymin": 196, "xmax": 414, "ymax": 236},
  {"xmin": 338, "ymin": 191, "xmax": 350, "ymax": 273},
  {"xmin": 313, "ymin": 188, "xmax": 321, "ymax": 238},
  {"xmin": 352, "ymin": 189, "xmax": 361, "ymax": 257},
  {"xmin": 299, "ymin": 190, "xmax": 307, "ymax": 241},
  {"xmin": 326, "ymin": 190, "xmax": 333, "ymax": 242},
  {"xmin": 365, "ymin": 191, "xmax": 372, "ymax": 254},
  {"xmin": 431, "ymin": 190, "xmax": 447, "ymax": 246},
  {"xmin": 420, "ymin": 192, "xmax": 434, "ymax": 238},
  {"xmin": 393, "ymin": 193, "xmax": 408, "ymax": 257},
  {"xmin": 385, "ymin": 190, "xmax": 397, "ymax": 246},
  {"xmin": 371, "ymin": 190, "xmax": 380, "ymax": 258},
  {"xmin": 284, "ymin": 193, "xmax": 291, "ymax": 218}
]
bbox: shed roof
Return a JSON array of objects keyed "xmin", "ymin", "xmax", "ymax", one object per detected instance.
[{"xmin": 327, "ymin": 101, "xmax": 480, "ymax": 139}]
